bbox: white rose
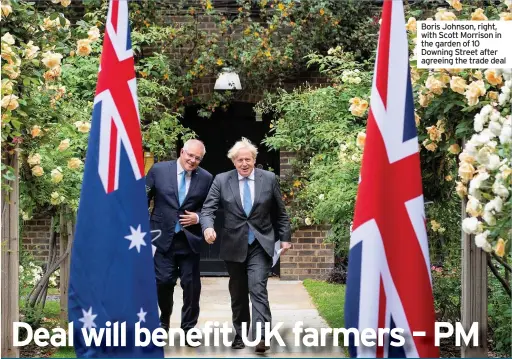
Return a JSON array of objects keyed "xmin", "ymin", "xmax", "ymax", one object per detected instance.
[
  {"xmin": 480, "ymin": 129, "xmax": 496, "ymax": 143},
  {"xmin": 474, "ymin": 115, "xmax": 484, "ymax": 132},
  {"xmin": 486, "ymin": 155, "xmax": 501, "ymax": 171},
  {"xmin": 499, "ymin": 92, "xmax": 509, "ymax": 105},
  {"xmin": 468, "ymin": 134, "xmax": 485, "ymax": 147},
  {"xmin": 474, "ymin": 231, "xmax": 492, "ymax": 252},
  {"xmin": 499, "ymin": 124, "xmax": 511, "ymax": 144},
  {"xmin": 469, "ymin": 171, "xmax": 489, "ymax": 190},
  {"xmin": 464, "ymin": 144, "xmax": 478, "ymax": 159},
  {"xmin": 305, "ymin": 217, "xmax": 312, "ymax": 226},
  {"xmin": 482, "ymin": 210, "xmax": 496, "ymax": 226},
  {"xmin": 481, "ymin": 104, "xmax": 493, "ymax": 117},
  {"xmin": 468, "ymin": 186, "xmax": 481, "ymax": 200},
  {"xmin": 487, "ymin": 140, "xmax": 498, "ymax": 149},
  {"xmin": 492, "ymin": 179, "xmax": 510, "ymax": 198},
  {"xmin": 484, "ymin": 196, "xmax": 503, "ymax": 213},
  {"xmin": 466, "ymin": 196, "xmax": 482, "ymax": 217},
  {"xmin": 490, "ymin": 110, "xmax": 501, "ymax": 123},
  {"xmin": 1, "ymin": 32, "xmax": 15, "ymax": 45},
  {"xmin": 488, "ymin": 121, "xmax": 502, "ymax": 136},
  {"xmin": 474, "ymin": 230, "xmax": 489, "ymax": 247},
  {"xmin": 462, "ymin": 217, "xmax": 481, "ymax": 234},
  {"xmin": 476, "ymin": 147, "xmax": 491, "ymax": 166}
]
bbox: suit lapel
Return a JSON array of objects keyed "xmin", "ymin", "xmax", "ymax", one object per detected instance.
[
  {"xmin": 229, "ymin": 171, "xmax": 245, "ymax": 214},
  {"xmin": 169, "ymin": 161, "xmax": 179, "ymax": 204},
  {"xmin": 249, "ymin": 169, "xmax": 263, "ymax": 217}
]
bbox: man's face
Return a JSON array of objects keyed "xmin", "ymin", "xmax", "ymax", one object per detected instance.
[
  {"xmin": 179, "ymin": 143, "xmax": 203, "ymax": 172},
  {"xmin": 234, "ymin": 148, "xmax": 255, "ymax": 177}
]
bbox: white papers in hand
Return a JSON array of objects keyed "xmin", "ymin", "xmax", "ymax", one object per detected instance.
[{"xmin": 273, "ymin": 240, "xmax": 283, "ymax": 267}]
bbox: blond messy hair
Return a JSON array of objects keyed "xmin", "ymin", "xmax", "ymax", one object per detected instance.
[{"xmin": 227, "ymin": 137, "xmax": 258, "ymax": 161}]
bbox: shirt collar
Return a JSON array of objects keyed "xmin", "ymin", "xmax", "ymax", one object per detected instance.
[
  {"xmin": 238, "ymin": 169, "xmax": 255, "ymax": 181},
  {"xmin": 177, "ymin": 160, "xmax": 188, "ymax": 176}
]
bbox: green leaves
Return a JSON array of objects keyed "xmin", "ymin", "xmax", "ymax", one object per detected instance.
[{"xmin": 261, "ymin": 67, "xmax": 369, "ymax": 256}]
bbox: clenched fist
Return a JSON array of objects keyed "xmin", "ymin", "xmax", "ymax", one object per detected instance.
[{"xmin": 204, "ymin": 228, "xmax": 216, "ymax": 244}]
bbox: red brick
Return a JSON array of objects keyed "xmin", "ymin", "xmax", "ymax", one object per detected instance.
[
  {"xmin": 281, "ymin": 263, "xmax": 297, "ymax": 269},
  {"xmin": 298, "ymin": 262, "xmax": 315, "ymax": 268},
  {"xmin": 284, "ymin": 250, "xmax": 300, "ymax": 256},
  {"xmin": 298, "ymin": 250, "xmax": 315, "ymax": 256},
  {"xmin": 317, "ymin": 263, "xmax": 333, "ymax": 269},
  {"xmin": 315, "ymin": 250, "xmax": 333, "ymax": 257}
]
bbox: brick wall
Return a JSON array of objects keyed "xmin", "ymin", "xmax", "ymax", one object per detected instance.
[
  {"xmin": 21, "ymin": 216, "xmax": 59, "ymax": 264},
  {"xmin": 279, "ymin": 152, "xmax": 336, "ymax": 280},
  {"xmin": 22, "ymin": 219, "xmax": 335, "ymax": 280},
  {"xmin": 280, "ymin": 226, "xmax": 335, "ymax": 281},
  {"xmin": 279, "ymin": 151, "xmax": 295, "ymax": 179}
]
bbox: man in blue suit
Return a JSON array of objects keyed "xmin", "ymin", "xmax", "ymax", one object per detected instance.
[{"xmin": 146, "ymin": 139, "xmax": 213, "ymax": 335}]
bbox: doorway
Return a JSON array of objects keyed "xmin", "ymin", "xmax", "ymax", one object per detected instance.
[{"xmin": 179, "ymin": 102, "xmax": 280, "ymax": 275}]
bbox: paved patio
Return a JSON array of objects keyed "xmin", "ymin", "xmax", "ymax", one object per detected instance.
[{"xmin": 164, "ymin": 277, "xmax": 346, "ymax": 357}]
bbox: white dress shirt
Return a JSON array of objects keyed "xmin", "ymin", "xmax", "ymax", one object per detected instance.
[{"xmin": 238, "ymin": 169, "xmax": 255, "ymax": 210}]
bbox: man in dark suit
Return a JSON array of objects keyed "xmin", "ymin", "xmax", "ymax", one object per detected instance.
[
  {"xmin": 200, "ymin": 137, "xmax": 292, "ymax": 354},
  {"xmin": 146, "ymin": 139, "xmax": 213, "ymax": 336}
]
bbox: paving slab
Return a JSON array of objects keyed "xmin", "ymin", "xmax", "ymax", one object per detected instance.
[{"xmin": 163, "ymin": 277, "xmax": 347, "ymax": 357}]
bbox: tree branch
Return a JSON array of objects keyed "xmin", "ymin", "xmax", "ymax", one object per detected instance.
[
  {"xmin": 491, "ymin": 252, "xmax": 512, "ymax": 272},
  {"xmin": 487, "ymin": 254, "xmax": 511, "ymax": 298}
]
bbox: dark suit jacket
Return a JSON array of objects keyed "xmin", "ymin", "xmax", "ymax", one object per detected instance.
[
  {"xmin": 146, "ymin": 160, "xmax": 213, "ymax": 254},
  {"xmin": 200, "ymin": 168, "xmax": 291, "ymax": 262}
]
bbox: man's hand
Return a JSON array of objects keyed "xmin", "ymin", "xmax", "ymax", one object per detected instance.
[
  {"xmin": 179, "ymin": 210, "xmax": 198, "ymax": 227},
  {"xmin": 204, "ymin": 228, "xmax": 216, "ymax": 244},
  {"xmin": 281, "ymin": 241, "xmax": 292, "ymax": 255}
]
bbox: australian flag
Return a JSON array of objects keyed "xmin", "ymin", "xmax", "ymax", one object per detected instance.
[
  {"xmin": 68, "ymin": 0, "xmax": 163, "ymax": 357},
  {"xmin": 344, "ymin": 0, "xmax": 438, "ymax": 357}
]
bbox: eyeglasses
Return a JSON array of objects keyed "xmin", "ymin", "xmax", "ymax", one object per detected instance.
[{"xmin": 183, "ymin": 149, "xmax": 203, "ymax": 162}]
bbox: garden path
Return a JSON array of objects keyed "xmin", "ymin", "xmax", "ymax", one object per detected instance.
[{"xmin": 165, "ymin": 277, "xmax": 346, "ymax": 357}]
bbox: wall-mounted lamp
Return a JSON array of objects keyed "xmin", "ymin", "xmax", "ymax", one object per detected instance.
[
  {"xmin": 255, "ymin": 109, "xmax": 263, "ymax": 122},
  {"xmin": 214, "ymin": 67, "xmax": 242, "ymax": 90}
]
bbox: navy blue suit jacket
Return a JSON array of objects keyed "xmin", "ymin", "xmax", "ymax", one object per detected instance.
[{"xmin": 146, "ymin": 160, "xmax": 213, "ymax": 254}]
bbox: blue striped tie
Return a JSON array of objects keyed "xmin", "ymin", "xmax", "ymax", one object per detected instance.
[
  {"xmin": 175, "ymin": 171, "xmax": 187, "ymax": 233},
  {"xmin": 243, "ymin": 177, "xmax": 255, "ymax": 245}
]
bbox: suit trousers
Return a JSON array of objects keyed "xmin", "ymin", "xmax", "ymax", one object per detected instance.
[
  {"xmin": 154, "ymin": 231, "xmax": 201, "ymax": 331},
  {"xmin": 225, "ymin": 240, "xmax": 272, "ymax": 340}
]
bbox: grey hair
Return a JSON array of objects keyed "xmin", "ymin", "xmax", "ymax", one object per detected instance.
[
  {"xmin": 227, "ymin": 137, "xmax": 258, "ymax": 161},
  {"xmin": 183, "ymin": 139, "xmax": 206, "ymax": 156}
]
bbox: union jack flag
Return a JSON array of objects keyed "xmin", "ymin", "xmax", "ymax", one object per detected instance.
[
  {"xmin": 68, "ymin": 1, "xmax": 163, "ymax": 357},
  {"xmin": 344, "ymin": 1, "xmax": 438, "ymax": 358}
]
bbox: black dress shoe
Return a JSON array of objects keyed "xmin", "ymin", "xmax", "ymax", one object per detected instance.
[
  {"xmin": 255, "ymin": 340, "xmax": 270, "ymax": 354},
  {"xmin": 231, "ymin": 335, "xmax": 245, "ymax": 349}
]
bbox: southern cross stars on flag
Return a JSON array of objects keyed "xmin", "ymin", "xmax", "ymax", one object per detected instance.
[{"xmin": 68, "ymin": 1, "xmax": 163, "ymax": 357}]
